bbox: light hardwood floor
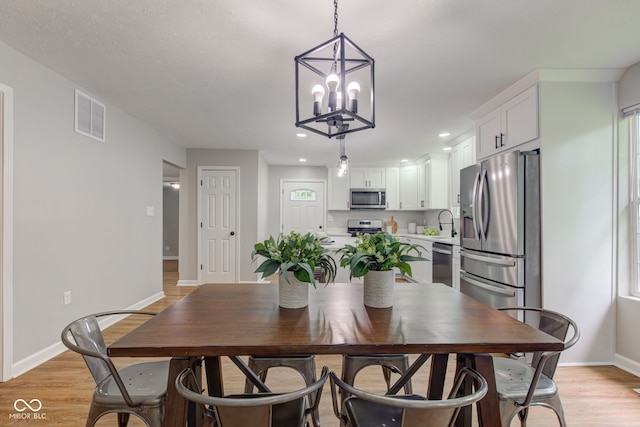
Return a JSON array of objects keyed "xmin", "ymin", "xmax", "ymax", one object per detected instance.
[{"xmin": 1, "ymin": 263, "xmax": 639, "ymax": 426}]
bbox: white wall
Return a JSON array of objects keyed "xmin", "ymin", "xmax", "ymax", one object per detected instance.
[
  {"xmin": 257, "ymin": 155, "xmax": 270, "ymax": 242},
  {"xmin": 179, "ymin": 149, "xmax": 260, "ymax": 283},
  {"xmin": 539, "ymin": 81, "xmax": 617, "ymax": 364},
  {"xmin": 163, "ymin": 186, "xmax": 180, "ymax": 257},
  {"xmin": 0, "ymin": 40, "xmax": 185, "ymax": 371}
]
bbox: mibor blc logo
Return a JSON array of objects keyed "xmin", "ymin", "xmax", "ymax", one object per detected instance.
[{"xmin": 10, "ymin": 398, "xmax": 46, "ymax": 420}]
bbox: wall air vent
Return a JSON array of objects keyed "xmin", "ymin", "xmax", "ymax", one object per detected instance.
[{"xmin": 75, "ymin": 89, "xmax": 105, "ymax": 142}]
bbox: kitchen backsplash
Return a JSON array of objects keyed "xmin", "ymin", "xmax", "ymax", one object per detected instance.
[{"xmin": 326, "ymin": 209, "xmax": 458, "ymax": 235}]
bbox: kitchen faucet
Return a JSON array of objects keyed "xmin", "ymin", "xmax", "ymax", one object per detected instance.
[{"xmin": 437, "ymin": 209, "xmax": 457, "ymax": 238}]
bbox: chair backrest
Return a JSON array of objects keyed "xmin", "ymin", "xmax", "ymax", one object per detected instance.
[
  {"xmin": 329, "ymin": 367, "xmax": 488, "ymax": 427},
  {"xmin": 498, "ymin": 307, "xmax": 580, "ymax": 378},
  {"xmin": 63, "ymin": 314, "xmax": 112, "ymax": 384},
  {"xmin": 176, "ymin": 366, "xmax": 329, "ymax": 427},
  {"xmin": 61, "ymin": 310, "xmax": 158, "ymax": 386}
]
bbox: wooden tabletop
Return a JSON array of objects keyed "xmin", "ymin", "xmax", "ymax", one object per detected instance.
[{"xmin": 109, "ymin": 282, "xmax": 563, "ymax": 358}]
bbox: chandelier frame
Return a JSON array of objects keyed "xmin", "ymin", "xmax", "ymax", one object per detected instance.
[{"xmin": 294, "ymin": 32, "xmax": 375, "ymax": 139}]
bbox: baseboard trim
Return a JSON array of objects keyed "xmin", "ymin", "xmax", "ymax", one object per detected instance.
[
  {"xmin": 614, "ymin": 353, "xmax": 640, "ymax": 377},
  {"xmin": 10, "ymin": 291, "xmax": 166, "ymax": 379},
  {"xmin": 177, "ymin": 280, "xmax": 199, "ymax": 286}
]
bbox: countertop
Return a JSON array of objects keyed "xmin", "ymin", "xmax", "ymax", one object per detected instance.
[{"xmin": 321, "ymin": 231, "xmax": 459, "ymax": 247}]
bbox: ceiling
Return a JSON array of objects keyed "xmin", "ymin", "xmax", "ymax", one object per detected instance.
[{"xmin": 2, "ymin": 0, "xmax": 640, "ymax": 168}]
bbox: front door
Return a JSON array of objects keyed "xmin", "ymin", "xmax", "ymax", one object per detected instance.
[
  {"xmin": 199, "ymin": 168, "xmax": 238, "ymax": 283},
  {"xmin": 281, "ymin": 180, "xmax": 326, "ymax": 235}
]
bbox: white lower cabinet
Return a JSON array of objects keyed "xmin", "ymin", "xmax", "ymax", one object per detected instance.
[{"xmin": 399, "ymin": 237, "xmax": 432, "ymax": 283}]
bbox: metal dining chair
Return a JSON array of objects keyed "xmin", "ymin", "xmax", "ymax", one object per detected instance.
[
  {"xmin": 176, "ymin": 365, "xmax": 329, "ymax": 427},
  {"xmin": 339, "ymin": 354, "xmax": 413, "ymax": 403},
  {"xmin": 494, "ymin": 307, "xmax": 580, "ymax": 427},
  {"xmin": 329, "ymin": 367, "xmax": 488, "ymax": 427},
  {"xmin": 61, "ymin": 310, "xmax": 169, "ymax": 427},
  {"xmin": 243, "ymin": 355, "xmax": 319, "ymax": 426}
]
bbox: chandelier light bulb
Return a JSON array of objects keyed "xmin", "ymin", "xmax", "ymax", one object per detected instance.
[
  {"xmin": 326, "ymin": 73, "xmax": 340, "ymax": 110},
  {"xmin": 337, "ymin": 155, "xmax": 348, "ymax": 177},
  {"xmin": 312, "ymin": 84, "xmax": 325, "ymax": 116},
  {"xmin": 347, "ymin": 82, "xmax": 360, "ymax": 113}
]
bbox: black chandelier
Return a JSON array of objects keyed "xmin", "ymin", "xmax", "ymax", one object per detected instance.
[{"xmin": 294, "ymin": 0, "xmax": 375, "ymax": 140}]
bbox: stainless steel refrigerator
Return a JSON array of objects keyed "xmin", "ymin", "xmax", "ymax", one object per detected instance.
[{"xmin": 459, "ymin": 150, "xmax": 540, "ymax": 309}]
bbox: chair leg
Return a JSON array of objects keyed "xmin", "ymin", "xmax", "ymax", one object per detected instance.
[{"xmin": 117, "ymin": 412, "xmax": 130, "ymax": 427}]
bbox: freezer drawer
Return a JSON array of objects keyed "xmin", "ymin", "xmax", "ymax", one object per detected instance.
[
  {"xmin": 460, "ymin": 271, "xmax": 524, "ymax": 309},
  {"xmin": 460, "ymin": 248, "xmax": 524, "ymax": 288}
]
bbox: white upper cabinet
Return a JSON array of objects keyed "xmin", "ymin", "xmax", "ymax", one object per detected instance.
[
  {"xmin": 399, "ymin": 165, "xmax": 418, "ymax": 210},
  {"xmin": 417, "ymin": 156, "xmax": 449, "ymax": 210},
  {"xmin": 327, "ymin": 168, "xmax": 350, "ymax": 211},
  {"xmin": 450, "ymin": 136, "xmax": 476, "ymax": 215},
  {"xmin": 385, "ymin": 167, "xmax": 400, "ymax": 210},
  {"xmin": 427, "ymin": 156, "xmax": 450, "ymax": 209},
  {"xmin": 476, "ymin": 85, "xmax": 539, "ymax": 160},
  {"xmin": 350, "ymin": 167, "xmax": 386, "ymax": 188}
]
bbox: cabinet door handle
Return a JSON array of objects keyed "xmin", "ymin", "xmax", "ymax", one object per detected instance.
[
  {"xmin": 495, "ymin": 135, "xmax": 499, "ymax": 149},
  {"xmin": 500, "ymin": 133, "xmax": 505, "ymax": 147},
  {"xmin": 457, "ymin": 194, "xmax": 460, "ymax": 204}
]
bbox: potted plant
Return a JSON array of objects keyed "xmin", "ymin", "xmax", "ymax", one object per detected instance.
[
  {"xmin": 337, "ymin": 232, "xmax": 427, "ymax": 307},
  {"xmin": 252, "ymin": 231, "xmax": 337, "ymax": 308}
]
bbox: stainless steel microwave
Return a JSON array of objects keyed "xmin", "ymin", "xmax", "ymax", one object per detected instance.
[{"xmin": 350, "ymin": 189, "xmax": 386, "ymax": 209}]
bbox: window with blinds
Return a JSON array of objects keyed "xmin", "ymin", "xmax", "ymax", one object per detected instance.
[{"xmin": 628, "ymin": 109, "xmax": 640, "ymax": 296}]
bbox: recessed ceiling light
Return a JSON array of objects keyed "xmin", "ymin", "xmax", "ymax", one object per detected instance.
[
  {"xmin": 296, "ymin": 133, "xmax": 308, "ymax": 138},
  {"xmin": 438, "ymin": 132, "xmax": 450, "ymax": 138},
  {"xmin": 400, "ymin": 159, "xmax": 409, "ymax": 163},
  {"xmin": 299, "ymin": 158, "xmax": 307, "ymax": 162},
  {"xmin": 442, "ymin": 147, "xmax": 452, "ymax": 152}
]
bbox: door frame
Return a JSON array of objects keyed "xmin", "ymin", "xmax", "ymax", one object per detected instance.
[
  {"xmin": 279, "ymin": 179, "xmax": 327, "ymax": 234},
  {"xmin": 197, "ymin": 166, "xmax": 240, "ymax": 284},
  {"xmin": 0, "ymin": 82, "xmax": 14, "ymax": 381}
]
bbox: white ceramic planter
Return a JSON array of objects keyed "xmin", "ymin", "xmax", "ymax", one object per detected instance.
[
  {"xmin": 278, "ymin": 272, "xmax": 309, "ymax": 309},
  {"xmin": 363, "ymin": 270, "xmax": 395, "ymax": 308}
]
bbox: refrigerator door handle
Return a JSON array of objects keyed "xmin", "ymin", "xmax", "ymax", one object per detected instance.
[
  {"xmin": 478, "ymin": 168, "xmax": 488, "ymax": 241},
  {"xmin": 461, "ymin": 272, "xmax": 517, "ymax": 297},
  {"xmin": 460, "ymin": 250, "xmax": 516, "ymax": 267},
  {"xmin": 471, "ymin": 171, "xmax": 481, "ymax": 240}
]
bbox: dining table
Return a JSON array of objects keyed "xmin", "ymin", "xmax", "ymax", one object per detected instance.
[{"xmin": 108, "ymin": 282, "xmax": 563, "ymax": 427}]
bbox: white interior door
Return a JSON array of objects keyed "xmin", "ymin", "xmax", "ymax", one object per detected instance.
[
  {"xmin": 199, "ymin": 169, "xmax": 238, "ymax": 283},
  {"xmin": 281, "ymin": 180, "xmax": 326, "ymax": 235}
]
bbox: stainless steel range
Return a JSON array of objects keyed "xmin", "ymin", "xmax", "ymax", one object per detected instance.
[{"xmin": 347, "ymin": 219, "xmax": 383, "ymax": 237}]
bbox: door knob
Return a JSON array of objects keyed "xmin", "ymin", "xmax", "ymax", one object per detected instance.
[{"xmin": 230, "ymin": 231, "xmax": 235, "ymax": 236}]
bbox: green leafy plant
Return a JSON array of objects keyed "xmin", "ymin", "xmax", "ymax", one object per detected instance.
[
  {"xmin": 252, "ymin": 231, "xmax": 337, "ymax": 287},
  {"xmin": 337, "ymin": 232, "xmax": 428, "ymax": 279}
]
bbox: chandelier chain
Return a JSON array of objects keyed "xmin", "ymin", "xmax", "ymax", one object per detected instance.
[
  {"xmin": 333, "ymin": 0, "xmax": 339, "ymax": 38},
  {"xmin": 331, "ymin": 0, "xmax": 339, "ymax": 72}
]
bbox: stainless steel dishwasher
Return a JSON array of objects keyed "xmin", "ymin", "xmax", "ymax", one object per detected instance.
[{"xmin": 432, "ymin": 242, "xmax": 453, "ymax": 287}]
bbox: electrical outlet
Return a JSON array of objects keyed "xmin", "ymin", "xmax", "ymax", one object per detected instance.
[{"xmin": 63, "ymin": 291, "xmax": 71, "ymax": 305}]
